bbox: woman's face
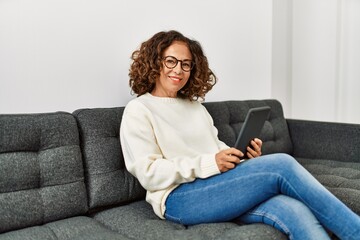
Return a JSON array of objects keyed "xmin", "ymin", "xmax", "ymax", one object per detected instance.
[{"xmin": 152, "ymin": 41, "xmax": 192, "ymax": 98}]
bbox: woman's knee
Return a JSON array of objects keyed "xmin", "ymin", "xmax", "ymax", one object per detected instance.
[
  {"xmin": 257, "ymin": 153, "xmax": 299, "ymax": 171},
  {"xmin": 268, "ymin": 153, "xmax": 301, "ymax": 171},
  {"xmin": 273, "ymin": 153, "xmax": 296, "ymax": 164}
]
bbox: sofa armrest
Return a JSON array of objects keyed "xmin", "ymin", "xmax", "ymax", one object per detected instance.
[{"xmin": 287, "ymin": 119, "xmax": 360, "ymax": 163}]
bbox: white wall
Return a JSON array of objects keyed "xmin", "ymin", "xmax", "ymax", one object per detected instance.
[
  {"xmin": 292, "ymin": 0, "xmax": 340, "ymax": 122},
  {"xmin": 0, "ymin": 0, "xmax": 272, "ymax": 114},
  {"xmin": 1, "ymin": 0, "xmax": 359, "ymax": 124},
  {"xmin": 271, "ymin": 0, "xmax": 293, "ymax": 117},
  {"xmin": 272, "ymin": 0, "xmax": 360, "ymax": 124},
  {"xmin": 335, "ymin": 0, "xmax": 360, "ymax": 123}
]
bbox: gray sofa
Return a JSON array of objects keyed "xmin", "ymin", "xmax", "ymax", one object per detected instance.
[{"xmin": 1, "ymin": 99, "xmax": 359, "ymax": 240}]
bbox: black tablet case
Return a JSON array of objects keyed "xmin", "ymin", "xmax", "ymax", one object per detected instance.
[{"xmin": 234, "ymin": 106, "xmax": 271, "ymax": 156}]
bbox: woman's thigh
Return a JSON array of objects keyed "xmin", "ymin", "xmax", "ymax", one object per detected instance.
[
  {"xmin": 165, "ymin": 153, "xmax": 360, "ymax": 239},
  {"xmin": 165, "ymin": 153, "xmax": 298, "ymax": 225}
]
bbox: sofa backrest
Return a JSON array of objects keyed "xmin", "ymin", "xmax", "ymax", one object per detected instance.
[
  {"xmin": 73, "ymin": 108, "xmax": 145, "ymax": 211},
  {"xmin": 0, "ymin": 112, "xmax": 88, "ymax": 233},
  {"xmin": 73, "ymin": 99, "xmax": 292, "ymax": 210},
  {"xmin": 203, "ymin": 99, "xmax": 293, "ymax": 155}
]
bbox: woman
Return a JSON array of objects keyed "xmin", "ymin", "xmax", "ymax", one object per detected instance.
[{"xmin": 120, "ymin": 30, "xmax": 360, "ymax": 240}]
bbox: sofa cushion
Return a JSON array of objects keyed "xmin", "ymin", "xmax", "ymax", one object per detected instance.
[
  {"xmin": 287, "ymin": 119, "xmax": 360, "ymax": 163},
  {"xmin": 203, "ymin": 99, "xmax": 293, "ymax": 155},
  {"xmin": 73, "ymin": 99, "xmax": 292, "ymax": 210},
  {"xmin": 73, "ymin": 108, "xmax": 145, "ymax": 210},
  {"xmin": 0, "ymin": 216, "xmax": 130, "ymax": 240},
  {"xmin": 0, "ymin": 112, "xmax": 87, "ymax": 233},
  {"xmin": 92, "ymin": 200, "xmax": 286, "ymax": 240},
  {"xmin": 296, "ymin": 157, "xmax": 360, "ymax": 215}
]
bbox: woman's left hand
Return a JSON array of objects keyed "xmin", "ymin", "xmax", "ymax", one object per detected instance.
[{"xmin": 246, "ymin": 138, "xmax": 262, "ymax": 159}]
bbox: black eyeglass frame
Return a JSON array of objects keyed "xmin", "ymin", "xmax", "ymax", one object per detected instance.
[{"xmin": 162, "ymin": 56, "xmax": 195, "ymax": 72}]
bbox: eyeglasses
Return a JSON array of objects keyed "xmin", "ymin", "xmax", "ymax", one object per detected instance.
[{"xmin": 162, "ymin": 56, "xmax": 194, "ymax": 72}]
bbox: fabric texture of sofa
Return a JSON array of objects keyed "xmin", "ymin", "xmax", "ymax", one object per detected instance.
[{"xmin": 1, "ymin": 99, "xmax": 359, "ymax": 240}]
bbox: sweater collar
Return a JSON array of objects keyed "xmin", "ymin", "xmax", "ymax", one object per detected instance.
[{"xmin": 143, "ymin": 92, "xmax": 187, "ymax": 104}]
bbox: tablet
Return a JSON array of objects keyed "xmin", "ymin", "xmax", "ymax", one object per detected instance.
[{"xmin": 234, "ymin": 106, "xmax": 271, "ymax": 159}]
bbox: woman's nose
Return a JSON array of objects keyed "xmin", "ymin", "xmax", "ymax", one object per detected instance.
[{"xmin": 173, "ymin": 64, "xmax": 182, "ymax": 74}]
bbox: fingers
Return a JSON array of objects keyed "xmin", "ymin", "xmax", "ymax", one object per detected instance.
[
  {"xmin": 246, "ymin": 139, "xmax": 262, "ymax": 159},
  {"xmin": 216, "ymin": 141, "xmax": 263, "ymax": 173},
  {"xmin": 254, "ymin": 138, "xmax": 263, "ymax": 147},
  {"xmin": 215, "ymin": 148, "xmax": 244, "ymax": 172},
  {"xmin": 226, "ymin": 147, "xmax": 244, "ymax": 158}
]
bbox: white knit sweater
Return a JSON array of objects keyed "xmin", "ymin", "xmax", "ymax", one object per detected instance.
[{"xmin": 120, "ymin": 93, "xmax": 229, "ymax": 218}]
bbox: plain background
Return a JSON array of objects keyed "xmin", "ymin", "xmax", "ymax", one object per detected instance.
[{"xmin": 0, "ymin": 0, "xmax": 359, "ymax": 124}]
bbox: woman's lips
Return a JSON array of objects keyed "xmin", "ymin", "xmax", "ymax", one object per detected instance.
[{"xmin": 169, "ymin": 76, "xmax": 181, "ymax": 82}]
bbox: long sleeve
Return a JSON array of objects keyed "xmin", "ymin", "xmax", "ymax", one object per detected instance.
[
  {"xmin": 120, "ymin": 100, "xmax": 221, "ymax": 192},
  {"xmin": 119, "ymin": 94, "xmax": 227, "ymax": 218}
]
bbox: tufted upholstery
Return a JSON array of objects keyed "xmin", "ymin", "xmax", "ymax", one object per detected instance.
[
  {"xmin": 92, "ymin": 200, "xmax": 286, "ymax": 240},
  {"xmin": 297, "ymin": 158, "xmax": 360, "ymax": 215},
  {"xmin": 287, "ymin": 119, "xmax": 360, "ymax": 215},
  {"xmin": 0, "ymin": 216, "xmax": 131, "ymax": 240},
  {"xmin": 72, "ymin": 100, "xmax": 288, "ymax": 239},
  {"xmin": 0, "ymin": 112, "xmax": 87, "ymax": 233},
  {"xmin": 203, "ymin": 99, "xmax": 293, "ymax": 155},
  {"xmin": 73, "ymin": 100, "xmax": 291, "ymax": 211},
  {"xmin": 73, "ymin": 108, "xmax": 145, "ymax": 210},
  {"xmin": 1, "ymin": 99, "xmax": 358, "ymax": 239}
]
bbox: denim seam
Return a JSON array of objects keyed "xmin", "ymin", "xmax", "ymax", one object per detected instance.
[
  {"xmin": 164, "ymin": 212, "xmax": 183, "ymax": 225},
  {"xmin": 246, "ymin": 210, "xmax": 292, "ymax": 239}
]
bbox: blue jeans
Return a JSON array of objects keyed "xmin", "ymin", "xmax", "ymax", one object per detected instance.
[{"xmin": 165, "ymin": 153, "xmax": 360, "ymax": 240}]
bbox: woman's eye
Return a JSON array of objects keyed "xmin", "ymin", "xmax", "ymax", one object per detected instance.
[{"xmin": 183, "ymin": 63, "xmax": 191, "ymax": 68}]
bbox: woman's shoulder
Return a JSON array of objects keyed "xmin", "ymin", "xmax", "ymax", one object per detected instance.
[
  {"xmin": 124, "ymin": 95, "xmax": 150, "ymax": 114},
  {"xmin": 124, "ymin": 93, "xmax": 204, "ymax": 113}
]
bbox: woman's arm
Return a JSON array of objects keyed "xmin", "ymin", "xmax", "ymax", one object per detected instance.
[{"xmin": 120, "ymin": 103, "xmax": 221, "ymax": 192}]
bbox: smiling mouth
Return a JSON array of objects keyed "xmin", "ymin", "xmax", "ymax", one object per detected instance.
[{"xmin": 169, "ymin": 76, "xmax": 181, "ymax": 82}]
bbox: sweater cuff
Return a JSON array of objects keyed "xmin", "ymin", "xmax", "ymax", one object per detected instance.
[{"xmin": 199, "ymin": 154, "xmax": 220, "ymax": 178}]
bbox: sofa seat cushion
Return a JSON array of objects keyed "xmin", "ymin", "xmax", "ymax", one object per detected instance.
[
  {"xmin": 93, "ymin": 200, "xmax": 286, "ymax": 240},
  {"xmin": 296, "ymin": 157, "xmax": 360, "ymax": 215},
  {"xmin": 0, "ymin": 216, "xmax": 130, "ymax": 240}
]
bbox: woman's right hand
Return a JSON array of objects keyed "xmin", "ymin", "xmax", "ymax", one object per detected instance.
[{"xmin": 215, "ymin": 148, "xmax": 244, "ymax": 172}]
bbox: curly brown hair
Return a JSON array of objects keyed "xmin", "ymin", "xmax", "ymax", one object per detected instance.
[{"xmin": 129, "ymin": 30, "xmax": 217, "ymax": 101}]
